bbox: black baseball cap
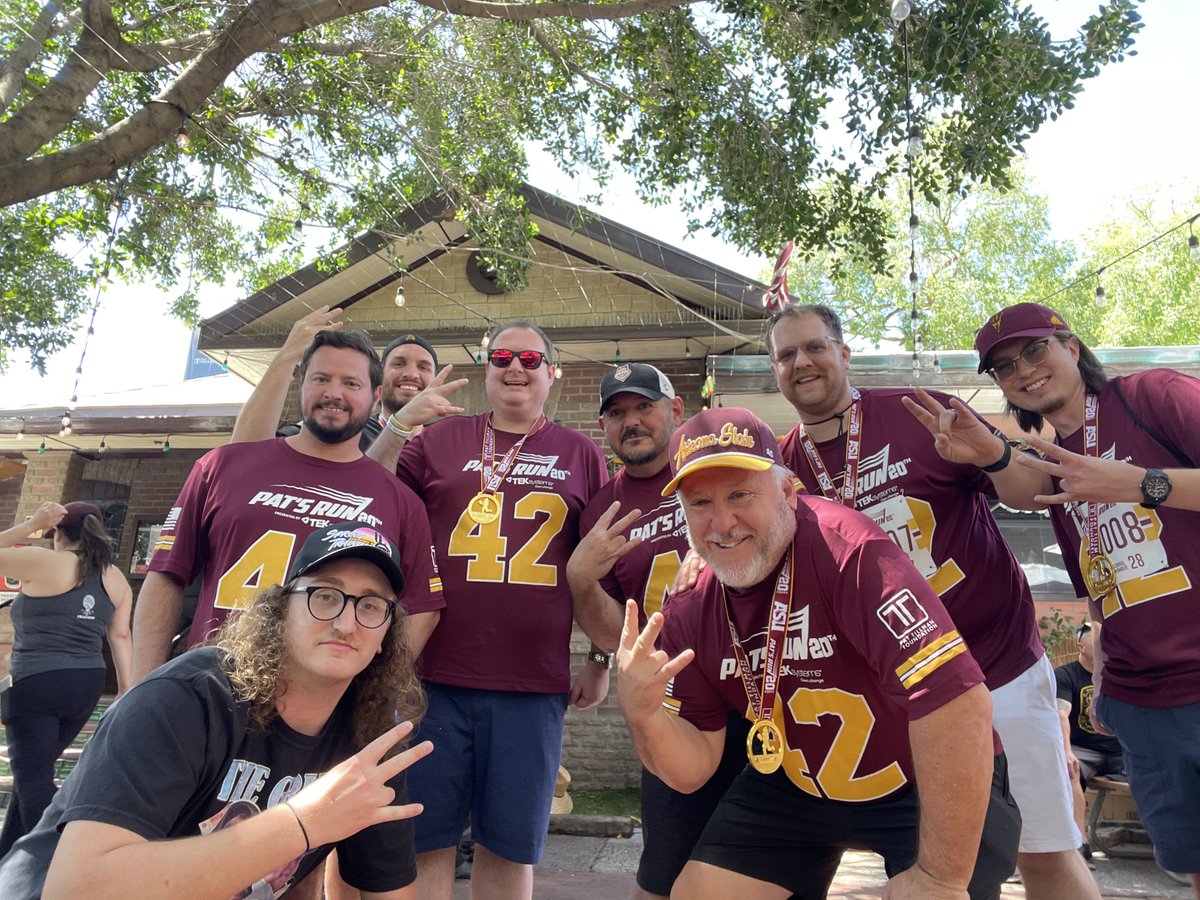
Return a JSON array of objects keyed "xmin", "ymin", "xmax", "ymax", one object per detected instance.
[
  {"xmin": 287, "ymin": 522, "xmax": 405, "ymax": 595},
  {"xmin": 599, "ymin": 363, "xmax": 676, "ymax": 415},
  {"xmin": 382, "ymin": 333, "xmax": 438, "ymax": 371}
]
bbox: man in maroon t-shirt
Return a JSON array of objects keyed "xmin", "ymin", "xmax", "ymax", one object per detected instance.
[
  {"xmin": 618, "ymin": 407, "xmax": 1015, "ymax": 899},
  {"xmin": 967, "ymin": 302, "xmax": 1200, "ymax": 892},
  {"xmin": 769, "ymin": 303, "xmax": 1098, "ymax": 899},
  {"xmin": 132, "ymin": 330, "xmax": 443, "ymax": 683},
  {"xmin": 569, "ymin": 363, "xmax": 752, "ymax": 899},
  {"xmin": 383, "ymin": 320, "xmax": 608, "ymax": 900}
]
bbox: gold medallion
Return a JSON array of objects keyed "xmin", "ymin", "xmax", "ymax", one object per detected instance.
[
  {"xmin": 1086, "ymin": 552, "xmax": 1118, "ymax": 596},
  {"xmin": 467, "ymin": 492, "xmax": 501, "ymax": 525},
  {"xmin": 746, "ymin": 718, "xmax": 784, "ymax": 774}
]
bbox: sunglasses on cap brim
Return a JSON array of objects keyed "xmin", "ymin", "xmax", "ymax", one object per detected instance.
[{"xmin": 488, "ymin": 349, "xmax": 548, "ymax": 369}]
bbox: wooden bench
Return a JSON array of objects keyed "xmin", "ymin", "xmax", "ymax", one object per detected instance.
[{"xmin": 1087, "ymin": 775, "xmax": 1190, "ymax": 886}]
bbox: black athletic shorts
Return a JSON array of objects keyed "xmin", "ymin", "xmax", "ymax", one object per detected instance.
[
  {"xmin": 637, "ymin": 712, "xmax": 750, "ymax": 895},
  {"xmin": 689, "ymin": 752, "xmax": 1021, "ymax": 900}
]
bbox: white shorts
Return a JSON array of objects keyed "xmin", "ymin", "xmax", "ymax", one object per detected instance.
[{"xmin": 991, "ymin": 654, "xmax": 1081, "ymax": 853}]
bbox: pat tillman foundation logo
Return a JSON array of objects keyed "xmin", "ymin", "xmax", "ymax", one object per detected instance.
[
  {"xmin": 77, "ymin": 594, "xmax": 96, "ymax": 620},
  {"xmin": 673, "ymin": 423, "xmax": 762, "ymax": 469}
]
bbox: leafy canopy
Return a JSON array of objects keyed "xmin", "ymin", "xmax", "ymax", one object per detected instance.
[{"xmin": 0, "ymin": 0, "xmax": 1142, "ymax": 371}]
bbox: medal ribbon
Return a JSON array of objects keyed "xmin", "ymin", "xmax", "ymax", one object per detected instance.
[
  {"xmin": 721, "ymin": 548, "xmax": 794, "ymax": 725},
  {"xmin": 1082, "ymin": 392, "xmax": 1103, "ymax": 562},
  {"xmin": 796, "ymin": 387, "xmax": 863, "ymax": 507},
  {"xmin": 480, "ymin": 414, "xmax": 545, "ymax": 496}
]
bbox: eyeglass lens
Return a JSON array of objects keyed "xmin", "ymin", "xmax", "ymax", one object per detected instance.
[
  {"xmin": 991, "ymin": 340, "xmax": 1050, "ymax": 379},
  {"xmin": 488, "ymin": 349, "xmax": 545, "ymax": 369},
  {"xmin": 305, "ymin": 586, "xmax": 393, "ymax": 628}
]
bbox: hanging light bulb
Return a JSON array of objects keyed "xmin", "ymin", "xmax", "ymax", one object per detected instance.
[
  {"xmin": 87, "ymin": 325, "xmax": 95, "ymax": 336},
  {"xmin": 1095, "ymin": 284, "xmax": 1107, "ymax": 305},
  {"xmin": 394, "ymin": 281, "xmax": 406, "ymax": 308},
  {"xmin": 684, "ymin": 340, "xmax": 693, "ymax": 359},
  {"xmin": 292, "ymin": 218, "xmax": 303, "ymax": 234},
  {"xmin": 906, "ymin": 125, "xmax": 924, "ymax": 157},
  {"xmin": 1189, "ymin": 234, "xmax": 1199, "ymax": 261},
  {"xmin": 908, "ymin": 269, "xmax": 919, "ymax": 291},
  {"xmin": 100, "ymin": 268, "xmax": 113, "ymax": 285},
  {"xmin": 175, "ymin": 128, "xmax": 190, "ymax": 150},
  {"xmin": 890, "ymin": 0, "xmax": 912, "ymax": 22},
  {"xmin": 61, "ymin": 412, "xmax": 72, "ymax": 429},
  {"xmin": 908, "ymin": 213, "xmax": 920, "ymax": 242},
  {"xmin": 554, "ymin": 363, "xmax": 564, "ymax": 379},
  {"xmin": 933, "ymin": 354, "xmax": 942, "ymax": 375},
  {"xmin": 68, "ymin": 394, "xmax": 78, "ymax": 410},
  {"xmin": 220, "ymin": 352, "xmax": 229, "ymax": 372},
  {"xmin": 38, "ymin": 437, "xmax": 46, "ymax": 454},
  {"xmin": 614, "ymin": 341, "xmax": 622, "ymax": 362},
  {"xmin": 475, "ymin": 350, "xmax": 483, "ymax": 365},
  {"xmin": 98, "ymin": 436, "xmax": 108, "ymax": 453},
  {"xmin": 915, "ymin": 333, "xmax": 924, "ymax": 352},
  {"xmin": 15, "ymin": 419, "xmax": 24, "ymax": 440},
  {"xmin": 911, "ymin": 353, "xmax": 920, "ymax": 373},
  {"xmin": 481, "ymin": 331, "xmax": 491, "ymax": 351},
  {"xmin": 162, "ymin": 435, "xmax": 171, "ymax": 453}
]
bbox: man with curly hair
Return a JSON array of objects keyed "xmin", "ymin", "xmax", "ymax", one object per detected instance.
[{"xmin": 0, "ymin": 522, "xmax": 433, "ymax": 900}]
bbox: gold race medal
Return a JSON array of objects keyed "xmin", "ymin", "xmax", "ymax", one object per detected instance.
[
  {"xmin": 746, "ymin": 718, "xmax": 784, "ymax": 774},
  {"xmin": 468, "ymin": 492, "xmax": 501, "ymax": 525},
  {"xmin": 1086, "ymin": 552, "xmax": 1118, "ymax": 595}
]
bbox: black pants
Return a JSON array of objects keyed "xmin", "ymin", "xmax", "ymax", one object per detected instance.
[{"xmin": 0, "ymin": 668, "xmax": 105, "ymax": 857}]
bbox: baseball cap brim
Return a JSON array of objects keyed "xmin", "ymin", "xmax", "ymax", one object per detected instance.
[
  {"xmin": 661, "ymin": 452, "xmax": 775, "ymax": 496},
  {"xmin": 293, "ymin": 546, "xmax": 405, "ymax": 595},
  {"xmin": 977, "ymin": 326, "xmax": 1060, "ymax": 373},
  {"xmin": 600, "ymin": 386, "xmax": 666, "ymax": 414}
]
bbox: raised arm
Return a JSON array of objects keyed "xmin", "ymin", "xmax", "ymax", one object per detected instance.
[
  {"xmin": 901, "ymin": 388, "xmax": 1049, "ymax": 511},
  {"xmin": 886, "ymin": 683, "xmax": 993, "ymax": 900},
  {"xmin": 102, "ymin": 566, "xmax": 135, "ymax": 695},
  {"xmin": 230, "ymin": 306, "xmax": 345, "ymax": 444},
  {"xmin": 130, "ymin": 571, "xmax": 185, "ymax": 682},
  {"xmin": 44, "ymin": 722, "xmax": 431, "ymax": 900},
  {"xmin": 615, "ymin": 601, "xmax": 723, "ymax": 793},
  {"xmin": 0, "ymin": 502, "xmax": 65, "ymax": 585},
  {"xmin": 365, "ymin": 366, "xmax": 468, "ymax": 472},
  {"xmin": 566, "ymin": 501, "xmax": 643, "ymax": 652}
]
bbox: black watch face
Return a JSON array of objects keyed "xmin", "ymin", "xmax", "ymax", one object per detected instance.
[{"xmin": 1143, "ymin": 471, "xmax": 1171, "ymax": 502}]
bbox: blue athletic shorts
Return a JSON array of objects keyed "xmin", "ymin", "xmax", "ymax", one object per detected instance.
[
  {"xmin": 637, "ymin": 712, "xmax": 749, "ymax": 895},
  {"xmin": 406, "ymin": 682, "xmax": 567, "ymax": 864},
  {"xmin": 1096, "ymin": 694, "xmax": 1200, "ymax": 873}
]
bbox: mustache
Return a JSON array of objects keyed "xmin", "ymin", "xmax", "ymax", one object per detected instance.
[{"xmin": 621, "ymin": 427, "xmax": 651, "ymax": 442}]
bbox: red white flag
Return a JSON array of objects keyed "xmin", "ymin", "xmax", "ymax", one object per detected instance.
[{"xmin": 763, "ymin": 241, "xmax": 793, "ymax": 310}]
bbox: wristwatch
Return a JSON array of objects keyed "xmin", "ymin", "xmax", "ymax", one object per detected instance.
[
  {"xmin": 1139, "ymin": 468, "xmax": 1172, "ymax": 508},
  {"xmin": 586, "ymin": 650, "xmax": 612, "ymax": 668}
]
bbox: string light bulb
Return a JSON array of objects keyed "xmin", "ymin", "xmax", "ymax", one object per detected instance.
[
  {"xmin": 175, "ymin": 128, "xmax": 190, "ymax": 150},
  {"xmin": 908, "ymin": 213, "xmax": 920, "ymax": 241},
  {"xmin": 685, "ymin": 340, "xmax": 693, "ymax": 359},
  {"xmin": 554, "ymin": 363, "xmax": 564, "ymax": 379},
  {"xmin": 480, "ymin": 331, "xmax": 491, "ymax": 351},
  {"xmin": 220, "ymin": 352, "xmax": 229, "ymax": 372},
  {"xmin": 292, "ymin": 218, "xmax": 303, "ymax": 234},
  {"xmin": 38, "ymin": 437, "xmax": 46, "ymax": 454},
  {"xmin": 475, "ymin": 350, "xmax": 483, "ymax": 365},
  {"xmin": 162, "ymin": 435, "xmax": 171, "ymax": 453},
  {"xmin": 1189, "ymin": 225, "xmax": 1199, "ymax": 261},
  {"xmin": 614, "ymin": 341, "xmax": 622, "ymax": 362},
  {"xmin": 100, "ymin": 268, "xmax": 113, "ymax": 285},
  {"xmin": 60, "ymin": 412, "xmax": 72, "ymax": 437},
  {"xmin": 906, "ymin": 125, "xmax": 924, "ymax": 157},
  {"xmin": 1095, "ymin": 269, "xmax": 1108, "ymax": 306},
  {"xmin": 98, "ymin": 436, "xmax": 108, "ymax": 453},
  {"xmin": 68, "ymin": 394, "xmax": 78, "ymax": 410},
  {"xmin": 15, "ymin": 418, "xmax": 24, "ymax": 440},
  {"xmin": 394, "ymin": 281, "xmax": 406, "ymax": 308},
  {"xmin": 890, "ymin": 0, "xmax": 912, "ymax": 22},
  {"xmin": 933, "ymin": 354, "xmax": 942, "ymax": 375}
]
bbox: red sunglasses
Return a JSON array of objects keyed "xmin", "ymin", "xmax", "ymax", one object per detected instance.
[{"xmin": 488, "ymin": 349, "xmax": 548, "ymax": 370}]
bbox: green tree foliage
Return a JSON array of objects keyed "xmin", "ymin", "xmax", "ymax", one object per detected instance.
[
  {"xmin": 0, "ymin": 0, "xmax": 1142, "ymax": 371},
  {"xmin": 784, "ymin": 164, "xmax": 1076, "ymax": 348}
]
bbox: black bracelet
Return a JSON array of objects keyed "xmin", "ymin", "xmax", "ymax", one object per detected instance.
[
  {"xmin": 285, "ymin": 801, "xmax": 311, "ymax": 853},
  {"xmin": 979, "ymin": 440, "xmax": 1013, "ymax": 473},
  {"xmin": 586, "ymin": 650, "xmax": 612, "ymax": 667}
]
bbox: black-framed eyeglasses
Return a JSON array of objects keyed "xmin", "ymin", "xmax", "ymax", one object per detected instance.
[
  {"xmin": 488, "ymin": 349, "xmax": 547, "ymax": 370},
  {"xmin": 987, "ymin": 339, "xmax": 1052, "ymax": 382},
  {"xmin": 290, "ymin": 585, "xmax": 396, "ymax": 629}
]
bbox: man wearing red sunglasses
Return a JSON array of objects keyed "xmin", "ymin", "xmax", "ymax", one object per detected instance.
[{"xmin": 391, "ymin": 319, "xmax": 608, "ymax": 900}]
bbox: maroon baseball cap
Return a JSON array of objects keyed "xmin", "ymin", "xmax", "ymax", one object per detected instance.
[
  {"xmin": 662, "ymin": 407, "xmax": 781, "ymax": 496},
  {"xmin": 975, "ymin": 303, "xmax": 1071, "ymax": 373},
  {"xmin": 43, "ymin": 501, "xmax": 103, "ymax": 540}
]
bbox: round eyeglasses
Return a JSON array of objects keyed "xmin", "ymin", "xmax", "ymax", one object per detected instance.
[
  {"xmin": 987, "ymin": 338, "xmax": 1052, "ymax": 382},
  {"xmin": 487, "ymin": 349, "xmax": 547, "ymax": 370},
  {"xmin": 291, "ymin": 585, "xmax": 396, "ymax": 629}
]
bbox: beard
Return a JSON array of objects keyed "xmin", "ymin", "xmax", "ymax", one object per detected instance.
[
  {"xmin": 686, "ymin": 490, "xmax": 797, "ymax": 590},
  {"xmin": 302, "ymin": 404, "xmax": 372, "ymax": 445},
  {"xmin": 618, "ymin": 428, "xmax": 670, "ymax": 468}
]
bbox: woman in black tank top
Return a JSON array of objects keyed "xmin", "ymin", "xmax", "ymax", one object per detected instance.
[{"xmin": 0, "ymin": 501, "xmax": 133, "ymax": 856}]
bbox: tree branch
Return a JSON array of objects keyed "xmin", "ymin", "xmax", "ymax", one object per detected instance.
[
  {"xmin": 525, "ymin": 21, "xmax": 636, "ymax": 102},
  {"xmin": 0, "ymin": 0, "xmax": 390, "ymax": 206},
  {"xmin": 0, "ymin": 1, "xmax": 65, "ymax": 115},
  {"xmin": 407, "ymin": 0, "xmax": 696, "ymax": 22}
]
